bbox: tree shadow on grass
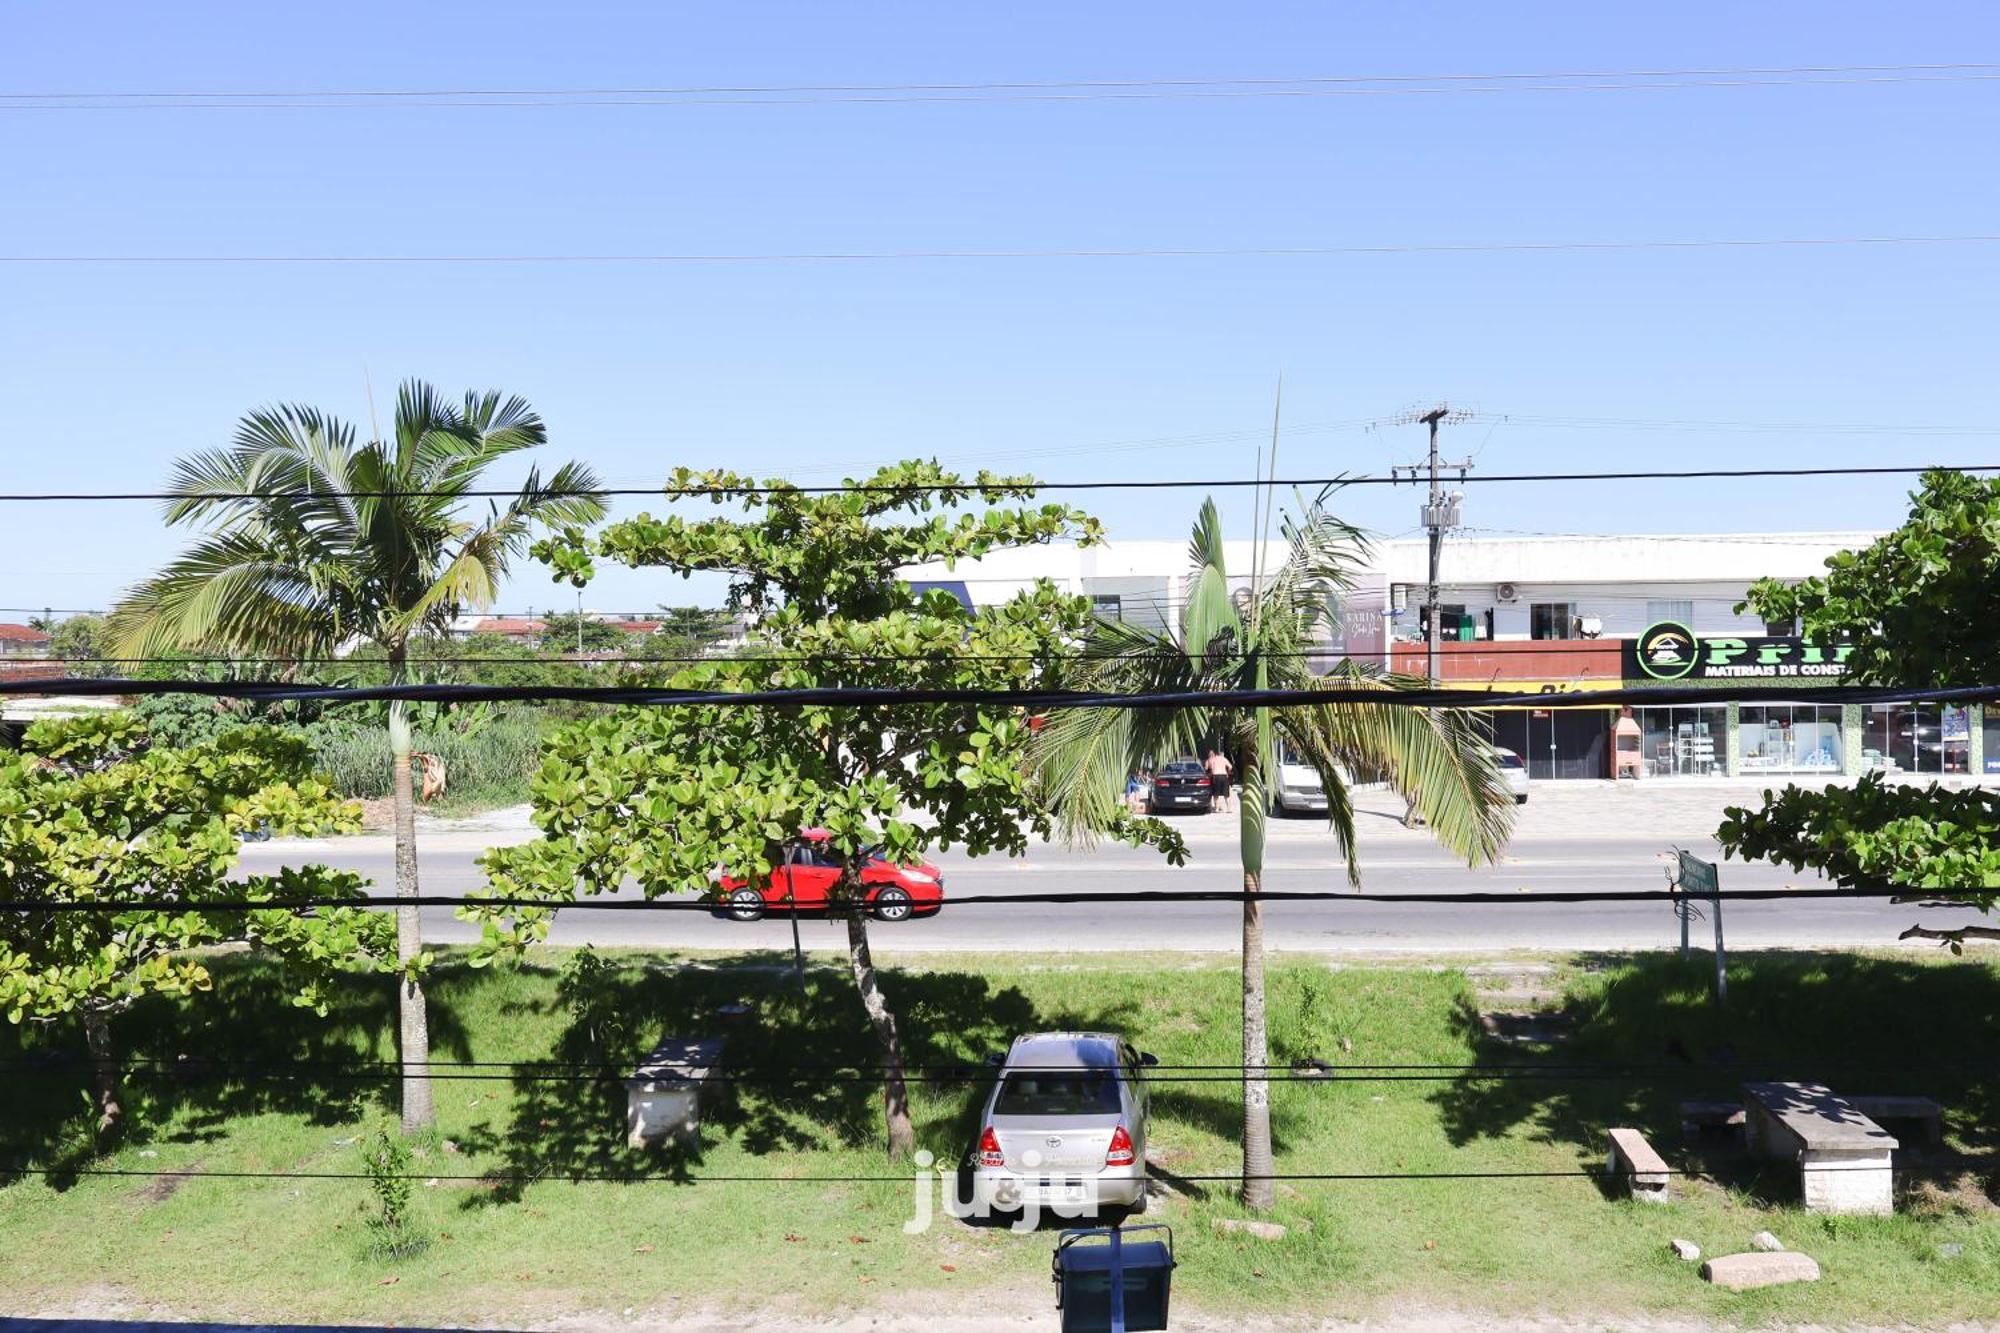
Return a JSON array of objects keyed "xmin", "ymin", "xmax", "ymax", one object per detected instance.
[
  {"xmin": 0, "ymin": 957, "xmax": 471, "ymax": 1189},
  {"xmin": 1431, "ymin": 950, "xmax": 2000, "ymax": 1200},
  {"xmin": 449, "ymin": 950, "xmax": 1183, "ymax": 1211}
]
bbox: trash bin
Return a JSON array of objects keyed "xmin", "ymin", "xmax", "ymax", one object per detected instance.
[{"xmin": 1052, "ymin": 1225, "xmax": 1174, "ymax": 1332}]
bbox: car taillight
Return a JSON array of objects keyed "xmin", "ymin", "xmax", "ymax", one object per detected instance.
[
  {"xmin": 1196, "ymin": 777, "xmax": 1211, "ymax": 787},
  {"xmin": 978, "ymin": 1126, "xmax": 1005, "ymax": 1168},
  {"xmin": 1105, "ymin": 1124, "xmax": 1135, "ymax": 1167}
]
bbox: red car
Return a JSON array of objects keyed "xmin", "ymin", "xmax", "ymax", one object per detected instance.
[{"xmin": 717, "ymin": 831, "xmax": 944, "ymax": 923}]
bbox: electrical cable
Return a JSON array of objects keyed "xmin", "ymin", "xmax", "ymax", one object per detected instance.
[
  {"xmin": 0, "ymin": 884, "xmax": 1983, "ymax": 914},
  {"xmin": 4, "ymin": 1162, "xmax": 1982, "ymax": 1187},
  {"xmin": 2, "ymin": 459, "xmax": 1995, "ymax": 502},
  {"xmin": 4, "ymin": 62, "xmax": 1992, "ymax": 102},
  {"xmin": 0, "ymin": 675, "xmax": 1992, "ymax": 710}
]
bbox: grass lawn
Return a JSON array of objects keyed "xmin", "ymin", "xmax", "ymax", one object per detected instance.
[{"xmin": 2, "ymin": 947, "xmax": 1996, "ymax": 1327}]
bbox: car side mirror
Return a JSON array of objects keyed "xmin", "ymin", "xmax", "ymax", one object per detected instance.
[
  {"xmin": 1139, "ymin": 1051, "xmax": 1160, "ymax": 1067},
  {"xmin": 985, "ymin": 1053, "xmax": 1006, "ymax": 1067}
]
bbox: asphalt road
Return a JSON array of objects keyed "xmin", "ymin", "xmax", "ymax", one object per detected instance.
[{"xmin": 237, "ymin": 808, "xmax": 1969, "ymax": 955}]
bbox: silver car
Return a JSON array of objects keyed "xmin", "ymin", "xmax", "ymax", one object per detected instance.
[{"xmin": 971, "ymin": 1031, "xmax": 1155, "ymax": 1217}]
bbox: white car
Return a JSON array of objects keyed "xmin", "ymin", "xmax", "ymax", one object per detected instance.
[
  {"xmin": 1270, "ymin": 743, "xmax": 1335, "ymax": 816},
  {"xmin": 1494, "ymin": 746, "xmax": 1530, "ymax": 803},
  {"xmin": 970, "ymin": 1032, "xmax": 1154, "ymax": 1218}
]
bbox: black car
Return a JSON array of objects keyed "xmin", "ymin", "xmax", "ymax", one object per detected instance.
[{"xmin": 1147, "ymin": 758, "xmax": 1214, "ymax": 814}]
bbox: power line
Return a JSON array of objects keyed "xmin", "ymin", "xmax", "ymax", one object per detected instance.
[
  {"xmin": 0, "ymin": 459, "xmax": 1996, "ymax": 502},
  {"xmin": 4, "ymin": 234, "xmax": 1995, "ymax": 266},
  {"xmin": 4, "ymin": 1162, "xmax": 1978, "ymax": 1187},
  {"xmin": 4, "ymin": 61, "xmax": 1993, "ymax": 108},
  {"xmin": 0, "ymin": 675, "xmax": 1991, "ymax": 710},
  {"xmin": 0, "ymin": 884, "xmax": 1977, "ymax": 914},
  {"xmin": 10, "ymin": 74, "xmax": 1998, "ymax": 110}
]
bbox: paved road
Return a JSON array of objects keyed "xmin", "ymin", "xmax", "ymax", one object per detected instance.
[{"xmin": 238, "ymin": 789, "xmax": 1971, "ymax": 954}]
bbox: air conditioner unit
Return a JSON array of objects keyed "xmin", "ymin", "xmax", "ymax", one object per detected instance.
[{"xmin": 1495, "ymin": 582, "xmax": 1519, "ymax": 603}]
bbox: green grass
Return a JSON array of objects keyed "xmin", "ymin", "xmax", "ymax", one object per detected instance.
[{"xmin": 1, "ymin": 949, "xmax": 1996, "ymax": 1325}]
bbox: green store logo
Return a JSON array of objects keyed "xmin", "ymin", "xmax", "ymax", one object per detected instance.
[{"xmin": 1636, "ymin": 621, "xmax": 1698, "ymax": 681}]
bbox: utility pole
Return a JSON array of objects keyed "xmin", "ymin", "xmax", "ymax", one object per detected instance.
[{"xmin": 1392, "ymin": 405, "xmax": 1473, "ymax": 688}]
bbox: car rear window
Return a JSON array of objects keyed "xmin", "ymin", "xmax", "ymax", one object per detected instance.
[{"xmin": 994, "ymin": 1069, "xmax": 1122, "ymax": 1116}]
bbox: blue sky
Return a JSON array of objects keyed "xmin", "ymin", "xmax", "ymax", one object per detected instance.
[{"xmin": 2, "ymin": 2, "xmax": 1996, "ymax": 619}]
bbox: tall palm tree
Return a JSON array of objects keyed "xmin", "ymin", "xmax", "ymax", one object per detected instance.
[
  {"xmin": 108, "ymin": 381, "xmax": 605, "ymax": 1132},
  {"xmin": 1033, "ymin": 495, "xmax": 1515, "ymax": 1210}
]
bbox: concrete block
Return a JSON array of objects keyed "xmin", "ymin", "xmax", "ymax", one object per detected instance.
[
  {"xmin": 1213, "ymin": 1218, "xmax": 1288, "ymax": 1241},
  {"xmin": 1701, "ymin": 1251, "xmax": 1821, "ymax": 1290},
  {"xmin": 1801, "ymin": 1150, "xmax": 1895, "ymax": 1215},
  {"xmin": 1606, "ymin": 1126, "xmax": 1670, "ymax": 1203}
]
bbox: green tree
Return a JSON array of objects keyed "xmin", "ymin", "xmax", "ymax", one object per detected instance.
[
  {"xmin": 1031, "ymin": 496, "xmax": 1515, "ymax": 1209},
  {"xmin": 47, "ymin": 613, "xmax": 106, "ymax": 669},
  {"xmin": 106, "ymin": 381, "xmax": 605, "ymax": 1131},
  {"xmin": 537, "ymin": 609, "xmax": 627, "ymax": 654},
  {"xmin": 1728, "ymin": 468, "xmax": 2000, "ymax": 947},
  {"xmin": 478, "ymin": 462, "xmax": 1179, "ymax": 1154},
  {"xmin": 0, "ymin": 713, "xmax": 389, "ymax": 1131}
]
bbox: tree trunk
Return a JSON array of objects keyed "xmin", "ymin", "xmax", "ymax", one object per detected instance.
[
  {"xmin": 1239, "ymin": 742, "xmax": 1275, "ymax": 1211},
  {"xmin": 83, "ymin": 1009, "xmax": 121, "ymax": 1134},
  {"xmin": 389, "ymin": 692, "xmax": 434, "ymax": 1133},
  {"xmin": 845, "ymin": 908, "xmax": 915, "ymax": 1158}
]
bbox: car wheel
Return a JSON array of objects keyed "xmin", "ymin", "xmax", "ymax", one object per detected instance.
[
  {"xmin": 1515, "ymin": 794, "xmax": 1529, "ymax": 804},
  {"xmin": 873, "ymin": 887, "xmax": 914, "ymax": 922},
  {"xmin": 726, "ymin": 887, "xmax": 767, "ymax": 922}
]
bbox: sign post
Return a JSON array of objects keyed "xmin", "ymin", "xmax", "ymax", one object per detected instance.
[{"xmin": 1675, "ymin": 850, "xmax": 1726, "ymax": 1006}]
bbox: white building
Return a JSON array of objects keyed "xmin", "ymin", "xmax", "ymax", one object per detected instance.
[{"xmin": 900, "ymin": 529, "xmax": 1989, "ymax": 784}]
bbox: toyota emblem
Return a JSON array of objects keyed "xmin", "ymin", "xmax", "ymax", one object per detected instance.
[{"xmin": 1044, "ymin": 1135, "xmax": 1063, "ymax": 1149}]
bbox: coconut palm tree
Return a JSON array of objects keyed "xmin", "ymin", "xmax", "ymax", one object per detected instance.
[
  {"xmin": 108, "ymin": 381, "xmax": 605, "ymax": 1132},
  {"xmin": 1032, "ymin": 495, "xmax": 1514, "ymax": 1210}
]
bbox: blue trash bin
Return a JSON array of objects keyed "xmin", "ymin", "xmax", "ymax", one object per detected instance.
[{"xmin": 1053, "ymin": 1225, "xmax": 1175, "ymax": 1332}]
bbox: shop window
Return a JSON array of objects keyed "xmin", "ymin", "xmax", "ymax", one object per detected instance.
[
  {"xmin": 1530, "ymin": 602, "xmax": 1574, "ymax": 641},
  {"xmin": 1862, "ymin": 703, "xmax": 1964, "ymax": 774},
  {"xmin": 1636, "ymin": 705, "xmax": 1727, "ymax": 777},
  {"xmin": 1740, "ymin": 705, "xmax": 1843, "ymax": 774},
  {"xmin": 1646, "ymin": 599, "xmax": 1694, "ymax": 626}
]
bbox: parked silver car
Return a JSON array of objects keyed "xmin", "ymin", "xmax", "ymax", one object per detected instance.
[{"xmin": 971, "ymin": 1031, "xmax": 1155, "ymax": 1217}]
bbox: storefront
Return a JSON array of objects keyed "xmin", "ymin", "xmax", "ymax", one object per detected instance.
[{"xmin": 1612, "ymin": 620, "xmax": 1986, "ymax": 780}]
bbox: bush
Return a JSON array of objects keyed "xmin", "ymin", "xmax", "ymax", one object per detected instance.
[
  {"xmin": 309, "ymin": 709, "xmax": 554, "ymax": 808},
  {"xmin": 360, "ymin": 1129, "xmax": 427, "ymax": 1259}
]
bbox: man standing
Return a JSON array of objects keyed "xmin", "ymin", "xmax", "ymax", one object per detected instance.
[{"xmin": 1204, "ymin": 748, "xmax": 1235, "ymax": 814}]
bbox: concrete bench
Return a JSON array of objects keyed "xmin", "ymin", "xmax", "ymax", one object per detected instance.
[
  {"xmin": 1845, "ymin": 1095, "xmax": 1944, "ymax": 1147},
  {"xmin": 1605, "ymin": 1127, "xmax": 1671, "ymax": 1203},
  {"xmin": 1679, "ymin": 1100, "xmax": 1746, "ymax": 1146},
  {"xmin": 626, "ymin": 1036, "xmax": 727, "ymax": 1148},
  {"xmin": 1743, "ymin": 1081, "xmax": 1898, "ymax": 1215}
]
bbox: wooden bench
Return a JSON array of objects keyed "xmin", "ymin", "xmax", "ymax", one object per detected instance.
[
  {"xmin": 1845, "ymin": 1095, "xmax": 1944, "ymax": 1147},
  {"xmin": 1605, "ymin": 1127, "xmax": 1671, "ymax": 1203},
  {"xmin": 1743, "ymin": 1081, "xmax": 1898, "ymax": 1215}
]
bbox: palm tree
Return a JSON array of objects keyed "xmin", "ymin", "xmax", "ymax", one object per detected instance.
[
  {"xmin": 1033, "ymin": 496, "xmax": 1515, "ymax": 1210},
  {"xmin": 108, "ymin": 381, "xmax": 605, "ymax": 1132}
]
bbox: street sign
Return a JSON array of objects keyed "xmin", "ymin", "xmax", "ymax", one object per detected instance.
[{"xmin": 1674, "ymin": 850, "xmax": 1727, "ymax": 1005}]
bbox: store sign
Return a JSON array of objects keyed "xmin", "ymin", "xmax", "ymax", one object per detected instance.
[{"xmin": 1625, "ymin": 620, "xmax": 1854, "ymax": 683}]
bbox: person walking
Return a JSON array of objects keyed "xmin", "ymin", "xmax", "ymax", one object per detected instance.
[{"xmin": 1205, "ymin": 747, "xmax": 1235, "ymax": 814}]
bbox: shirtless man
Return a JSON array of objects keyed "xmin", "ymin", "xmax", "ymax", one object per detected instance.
[{"xmin": 1204, "ymin": 748, "xmax": 1235, "ymax": 814}]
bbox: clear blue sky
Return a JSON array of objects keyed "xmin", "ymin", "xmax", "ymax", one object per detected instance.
[{"xmin": 2, "ymin": 2, "xmax": 1995, "ymax": 619}]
